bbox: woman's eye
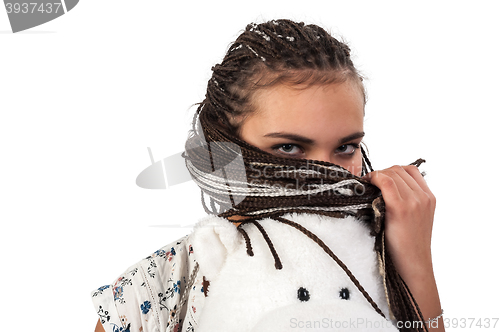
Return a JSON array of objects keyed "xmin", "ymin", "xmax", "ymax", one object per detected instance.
[
  {"xmin": 335, "ymin": 144, "xmax": 359, "ymax": 155},
  {"xmin": 275, "ymin": 144, "xmax": 302, "ymax": 155}
]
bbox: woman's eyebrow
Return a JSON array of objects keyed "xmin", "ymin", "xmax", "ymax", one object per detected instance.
[
  {"xmin": 263, "ymin": 132, "xmax": 315, "ymax": 145},
  {"xmin": 264, "ymin": 131, "xmax": 365, "ymax": 145},
  {"xmin": 338, "ymin": 132, "xmax": 365, "ymax": 144}
]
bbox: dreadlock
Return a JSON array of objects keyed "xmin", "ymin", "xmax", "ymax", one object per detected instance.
[{"xmin": 185, "ymin": 19, "xmax": 427, "ymax": 331}]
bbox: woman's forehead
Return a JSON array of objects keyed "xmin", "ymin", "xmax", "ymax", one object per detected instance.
[{"xmin": 246, "ymin": 81, "xmax": 364, "ymax": 136}]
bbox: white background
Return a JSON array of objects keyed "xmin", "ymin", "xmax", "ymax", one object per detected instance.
[{"xmin": 1, "ymin": 1, "xmax": 499, "ymax": 331}]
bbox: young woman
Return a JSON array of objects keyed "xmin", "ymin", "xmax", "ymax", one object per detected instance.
[{"xmin": 93, "ymin": 19, "xmax": 443, "ymax": 332}]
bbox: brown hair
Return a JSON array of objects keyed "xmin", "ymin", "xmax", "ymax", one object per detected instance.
[{"xmin": 192, "ymin": 19, "xmax": 365, "ymax": 138}]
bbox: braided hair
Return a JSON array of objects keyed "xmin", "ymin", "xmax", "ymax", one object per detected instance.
[
  {"xmin": 191, "ymin": 19, "xmax": 365, "ymax": 137},
  {"xmin": 186, "ymin": 19, "xmax": 428, "ymax": 331}
]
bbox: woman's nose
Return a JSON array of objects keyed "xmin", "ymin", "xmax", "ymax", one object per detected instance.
[{"xmin": 308, "ymin": 150, "xmax": 332, "ymax": 163}]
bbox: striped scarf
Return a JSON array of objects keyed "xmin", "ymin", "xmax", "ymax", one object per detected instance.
[{"xmin": 183, "ymin": 110, "xmax": 406, "ymax": 224}]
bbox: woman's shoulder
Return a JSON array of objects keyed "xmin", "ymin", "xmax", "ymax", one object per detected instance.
[
  {"xmin": 90, "ymin": 215, "xmax": 226, "ymax": 332},
  {"xmin": 91, "ymin": 234, "xmax": 191, "ymax": 290},
  {"xmin": 90, "ymin": 231, "xmax": 200, "ymax": 298}
]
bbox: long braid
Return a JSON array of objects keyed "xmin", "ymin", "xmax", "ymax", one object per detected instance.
[{"xmin": 249, "ymin": 220, "xmax": 283, "ymax": 270}]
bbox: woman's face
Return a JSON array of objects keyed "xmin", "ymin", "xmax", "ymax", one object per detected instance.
[{"xmin": 239, "ymin": 80, "xmax": 365, "ymax": 176}]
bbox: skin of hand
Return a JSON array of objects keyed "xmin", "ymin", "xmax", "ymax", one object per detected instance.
[
  {"xmin": 363, "ymin": 165, "xmax": 444, "ymax": 330},
  {"xmin": 364, "ymin": 165, "xmax": 435, "ymax": 279}
]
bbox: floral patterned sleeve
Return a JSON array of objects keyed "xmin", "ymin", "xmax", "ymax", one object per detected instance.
[{"xmin": 91, "ymin": 235, "xmax": 205, "ymax": 332}]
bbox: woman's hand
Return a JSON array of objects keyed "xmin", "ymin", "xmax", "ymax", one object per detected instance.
[
  {"xmin": 363, "ymin": 165, "xmax": 444, "ymax": 331},
  {"xmin": 364, "ymin": 165, "xmax": 435, "ymax": 278}
]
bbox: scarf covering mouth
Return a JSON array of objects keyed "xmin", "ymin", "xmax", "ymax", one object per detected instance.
[{"xmin": 183, "ymin": 112, "xmax": 424, "ymax": 229}]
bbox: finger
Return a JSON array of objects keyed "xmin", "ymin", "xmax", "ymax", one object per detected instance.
[
  {"xmin": 392, "ymin": 165, "xmax": 436, "ymax": 213},
  {"xmin": 364, "ymin": 170, "xmax": 404, "ymax": 202},
  {"xmin": 402, "ymin": 165, "xmax": 436, "ymax": 209},
  {"xmin": 366, "ymin": 166, "xmax": 426, "ymax": 203},
  {"xmin": 366, "ymin": 166, "xmax": 424, "ymax": 194},
  {"xmin": 379, "ymin": 166, "xmax": 419, "ymax": 200},
  {"xmin": 402, "ymin": 165, "xmax": 433, "ymax": 195},
  {"xmin": 389, "ymin": 165, "xmax": 427, "ymax": 195}
]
